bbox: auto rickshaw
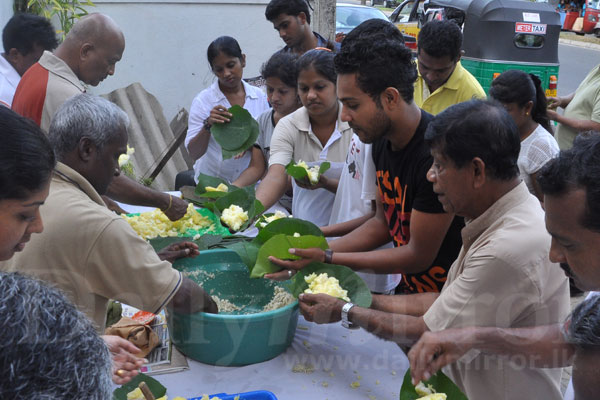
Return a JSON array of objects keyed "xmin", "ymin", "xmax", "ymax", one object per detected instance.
[{"xmin": 390, "ymin": 0, "xmax": 561, "ymax": 96}]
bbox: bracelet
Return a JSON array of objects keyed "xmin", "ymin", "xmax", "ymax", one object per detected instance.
[
  {"xmin": 324, "ymin": 249, "xmax": 333, "ymax": 264},
  {"xmin": 203, "ymin": 118, "xmax": 212, "ymax": 131},
  {"xmin": 164, "ymin": 194, "xmax": 173, "ymax": 212}
]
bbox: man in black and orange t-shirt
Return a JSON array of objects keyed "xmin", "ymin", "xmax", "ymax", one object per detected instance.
[{"xmin": 268, "ymin": 19, "xmax": 462, "ymax": 294}]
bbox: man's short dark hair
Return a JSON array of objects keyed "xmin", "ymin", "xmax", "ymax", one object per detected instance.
[
  {"xmin": 334, "ymin": 19, "xmax": 416, "ymax": 104},
  {"xmin": 538, "ymin": 133, "xmax": 600, "ymax": 233},
  {"xmin": 2, "ymin": 13, "xmax": 58, "ymax": 56},
  {"xmin": 424, "ymin": 99, "xmax": 520, "ymax": 181},
  {"xmin": 265, "ymin": 0, "xmax": 311, "ymax": 24},
  {"xmin": 418, "ymin": 19, "xmax": 462, "ymax": 61}
]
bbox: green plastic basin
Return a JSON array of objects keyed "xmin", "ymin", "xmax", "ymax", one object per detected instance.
[{"xmin": 168, "ymin": 249, "xmax": 299, "ymax": 366}]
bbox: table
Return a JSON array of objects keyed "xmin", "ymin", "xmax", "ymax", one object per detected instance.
[
  {"xmin": 155, "ymin": 316, "xmax": 409, "ymax": 399},
  {"xmin": 117, "ymin": 195, "xmax": 410, "ymax": 399}
]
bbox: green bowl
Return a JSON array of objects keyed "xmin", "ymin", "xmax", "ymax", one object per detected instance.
[{"xmin": 168, "ymin": 249, "xmax": 299, "ymax": 366}]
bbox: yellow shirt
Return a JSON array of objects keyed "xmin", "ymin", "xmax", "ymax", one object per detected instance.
[
  {"xmin": 414, "ymin": 61, "xmax": 486, "ymax": 115},
  {"xmin": 2, "ymin": 162, "xmax": 182, "ymax": 331}
]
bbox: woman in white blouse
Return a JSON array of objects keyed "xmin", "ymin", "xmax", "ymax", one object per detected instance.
[
  {"xmin": 489, "ymin": 69, "xmax": 559, "ymax": 201},
  {"xmin": 185, "ymin": 36, "xmax": 270, "ymax": 186}
]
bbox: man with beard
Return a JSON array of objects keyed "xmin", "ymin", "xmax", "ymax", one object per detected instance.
[{"xmin": 268, "ymin": 20, "xmax": 463, "ymax": 295}]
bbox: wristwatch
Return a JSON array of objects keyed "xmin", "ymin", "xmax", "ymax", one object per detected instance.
[
  {"xmin": 341, "ymin": 302, "xmax": 358, "ymax": 329},
  {"xmin": 324, "ymin": 249, "xmax": 334, "ymax": 264}
]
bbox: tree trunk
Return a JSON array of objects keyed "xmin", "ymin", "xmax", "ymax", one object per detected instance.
[{"xmin": 312, "ymin": 0, "xmax": 336, "ymax": 43}]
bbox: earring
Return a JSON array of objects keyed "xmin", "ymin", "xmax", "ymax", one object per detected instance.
[{"xmin": 525, "ymin": 112, "xmax": 529, "ymax": 116}]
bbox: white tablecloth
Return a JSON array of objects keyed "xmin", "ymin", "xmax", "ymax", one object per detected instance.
[{"xmin": 154, "ymin": 316, "xmax": 409, "ymax": 399}]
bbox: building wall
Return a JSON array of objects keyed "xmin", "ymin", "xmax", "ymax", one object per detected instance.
[{"xmin": 88, "ymin": 0, "xmax": 284, "ymax": 120}]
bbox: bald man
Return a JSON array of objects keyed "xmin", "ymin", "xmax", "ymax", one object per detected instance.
[{"xmin": 11, "ymin": 13, "xmax": 188, "ymax": 220}]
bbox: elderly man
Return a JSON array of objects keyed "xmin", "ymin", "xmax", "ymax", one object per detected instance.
[
  {"xmin": 11, "ymin": 12, "xmax": 187, "ymax": 220},
  {"xmin": 299, "ymin": 100, "xmax": 569, "ymax": 400},
  {"xmin": 0, "ymin": 272, "xmax": 112, "ymax": 399},
  {"xmin": 0, "ymin": 13, "xmax": 58, "ymax": 107},
  {"xmin": 413, "ymin": 20, "xmax": 485, "ymax": 115},
  {"xmin": 3, "ymin": 94, "xmax": 217, "ymax": 332},
  {"xmin": 408, "ymin": 134, "xmax": 600, "ymax": 400}
]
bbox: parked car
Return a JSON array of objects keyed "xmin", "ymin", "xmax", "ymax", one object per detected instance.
[{"xmin": 336, "ymin": 3, "xmax": 417, "ymax": 49}]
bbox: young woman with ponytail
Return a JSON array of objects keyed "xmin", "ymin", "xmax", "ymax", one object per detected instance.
[{"xmin": 489, "ymin": 69, "xmax": 559, "ymax": 201}]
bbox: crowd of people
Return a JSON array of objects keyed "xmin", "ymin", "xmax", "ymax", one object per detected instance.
[{"xmin": 1, "ymin": 0, "xmax": 600, "ymax": 398}]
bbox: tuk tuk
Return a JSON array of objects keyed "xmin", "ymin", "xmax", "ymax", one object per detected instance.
[{"xmin": 389, "ymin": 0, "xmax": 561, "ymax": 96}]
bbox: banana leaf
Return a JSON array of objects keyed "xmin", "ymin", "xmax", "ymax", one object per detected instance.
[
  {"xmin": 400, "ymin": 369, "xmax": 468, "ymax": 400},
  {"xmin": 250, "ymin": 234, "xmax": 329, "ymax": 278},
  {"xmin": 112, "ymin": 373, "xmax": 166, "ymax": 400},
  {"xmin": 285, "ymin": 160, "xmax": 331, "ymax": 183},
  {"xmin": 210, "ymin": 105, "xmax": 260, "ymax": 158},
  {"xmin": 254, "ymin": 217, "xmax": 323, "ymax": 245},
  {"xmin": 289, "ymin": 262, "xmax": 372, "ymax": 307}
]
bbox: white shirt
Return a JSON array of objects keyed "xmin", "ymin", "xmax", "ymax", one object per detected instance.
[
  {"xmin": 185, "ymin": 80, "xmax": 269, "ymax": 183},
  {"xmin": 328, "ymin": 134, "xmax": 402, "ymax": 293},
  {"xmin": 518, "ymin": 124, "xmax": 559, "ymax": 196},
  {"xmin": 0, "ymin": 55, "xmax": 20, "ymax": 107}
]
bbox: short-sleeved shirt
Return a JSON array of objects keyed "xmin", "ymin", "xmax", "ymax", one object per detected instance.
[
  {"xmin": 12, "ymin": 51, "xmax": 85, "ymax": 132},
  {"xmin": 0, "ymin": 55, "xmax": 20, "ymax": 107},
  {"xmin": 2, "ymin": 162, "xmax": 182, "ymax": 331},
  {"xmin": 269, "ymin": 105, "xmax": 353, "ymax": 226},
  {"xmin": 372, "ymin": 110, "xmax": 463, "ymax": 294},
  {"xmin": 413, "ymin": 61, "xmax": 486, "ymax": 116},
  {"xmin": 185, "ymin": 80, "xmax": 270, "ymax": 184},
  {"xmin": 518, "ymin": 124, "xmax": 559, "ymax": 195},
  {"xmin": 423, "ymin": 182, "xmax": 570, "ymax": 400},
  {"xmin": 555, "ymin": 64, "xmax": 600, "ymax": 149},
  {"xmin": 329, "ymin": 134, "xmax": 402, "ymax": 293},
  {"xmin": 256, "ymin": 108, "xmax": 276, "ymax": 165},
  {"xmin": 278, "ymin": 31, "xmax": 341, "ymax": 54}
]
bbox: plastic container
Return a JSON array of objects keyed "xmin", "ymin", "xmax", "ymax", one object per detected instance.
[
  {"xmin": 168, "ymin": 249, "xmax": 299, "ymax": 366},
  {"xmin": 189, "ymin": 390, "xmax": 277, "ymax": 400}
]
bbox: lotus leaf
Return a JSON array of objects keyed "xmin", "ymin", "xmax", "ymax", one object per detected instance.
[
  {"xmin": 400, "ymin": 369, "xmax": 468, "ymax": 400},
  {"xmin": 250, "ymin": 234, "xmax": 329, "ymax": 278},
  {"xmin": 289, "ymin": 262, "xmax": 372, "ymax": 307},
  {"xmin": 210, "ymin": 105, "xmax": 260, "ymax": 158}
]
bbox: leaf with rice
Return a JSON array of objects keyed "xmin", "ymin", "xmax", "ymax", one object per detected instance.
[
  {"xmin": 399, "ymin": 369, "xmax": 468, "ymax": 400},
  {"xmin": 289, "ymin": 262, "xmax": 372, "ymax": 307}
]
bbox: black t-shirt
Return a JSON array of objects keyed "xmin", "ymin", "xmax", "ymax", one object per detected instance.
[{"xmin": 371, "ymin": 110, "xmax": 463, "ymax": 294}]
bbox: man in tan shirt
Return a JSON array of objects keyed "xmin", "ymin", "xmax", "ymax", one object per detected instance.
[
  {"xmin": 298, "ymin": 100, "xmax": 569, "ymax": 400},
  {"xmin": 2, "ymin": 94, "xmax": 217, "ymax": 331}
]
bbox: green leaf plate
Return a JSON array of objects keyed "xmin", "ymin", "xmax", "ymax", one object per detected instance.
[
  {"xmin": 250, "ymin": 234, "xmax": 329, "ymax": 278},
  {"xmin": 400, "ymin": 368, "xmax": 468, "ymax": 400},
  {"xmin": 210, "ymin": 105, "xmax": 260, "ymax": 159},
  {"xmin": 285, "ymin": 160, "xmax": 331, "ymax": 183},
  {"xmin": 194, "ymin": 173, "xmax": 235, "ymax": 198},
  {"xmin": 205, "ymin": 187, "xmax": 265, "ymax": 232},
  {"xmin": 112, "ymin": 373, "xmax": 166, "ymax": 400},
  {"xmin": 289, "ymin": 262, "xmax": 372, "ymax": 307},
  {"xmin": 254, "ymin": 217, "xmax": 323, "ymax": 245}
]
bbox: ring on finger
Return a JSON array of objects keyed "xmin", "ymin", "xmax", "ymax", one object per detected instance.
[{"xmin": 287, "ymin": 269, "xmax": 294, "ymax": 278}]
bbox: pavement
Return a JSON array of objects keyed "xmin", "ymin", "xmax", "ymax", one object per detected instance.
[{"xmin": 559, "ymin": 37, "xmax": 600, "ymax": 50}]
